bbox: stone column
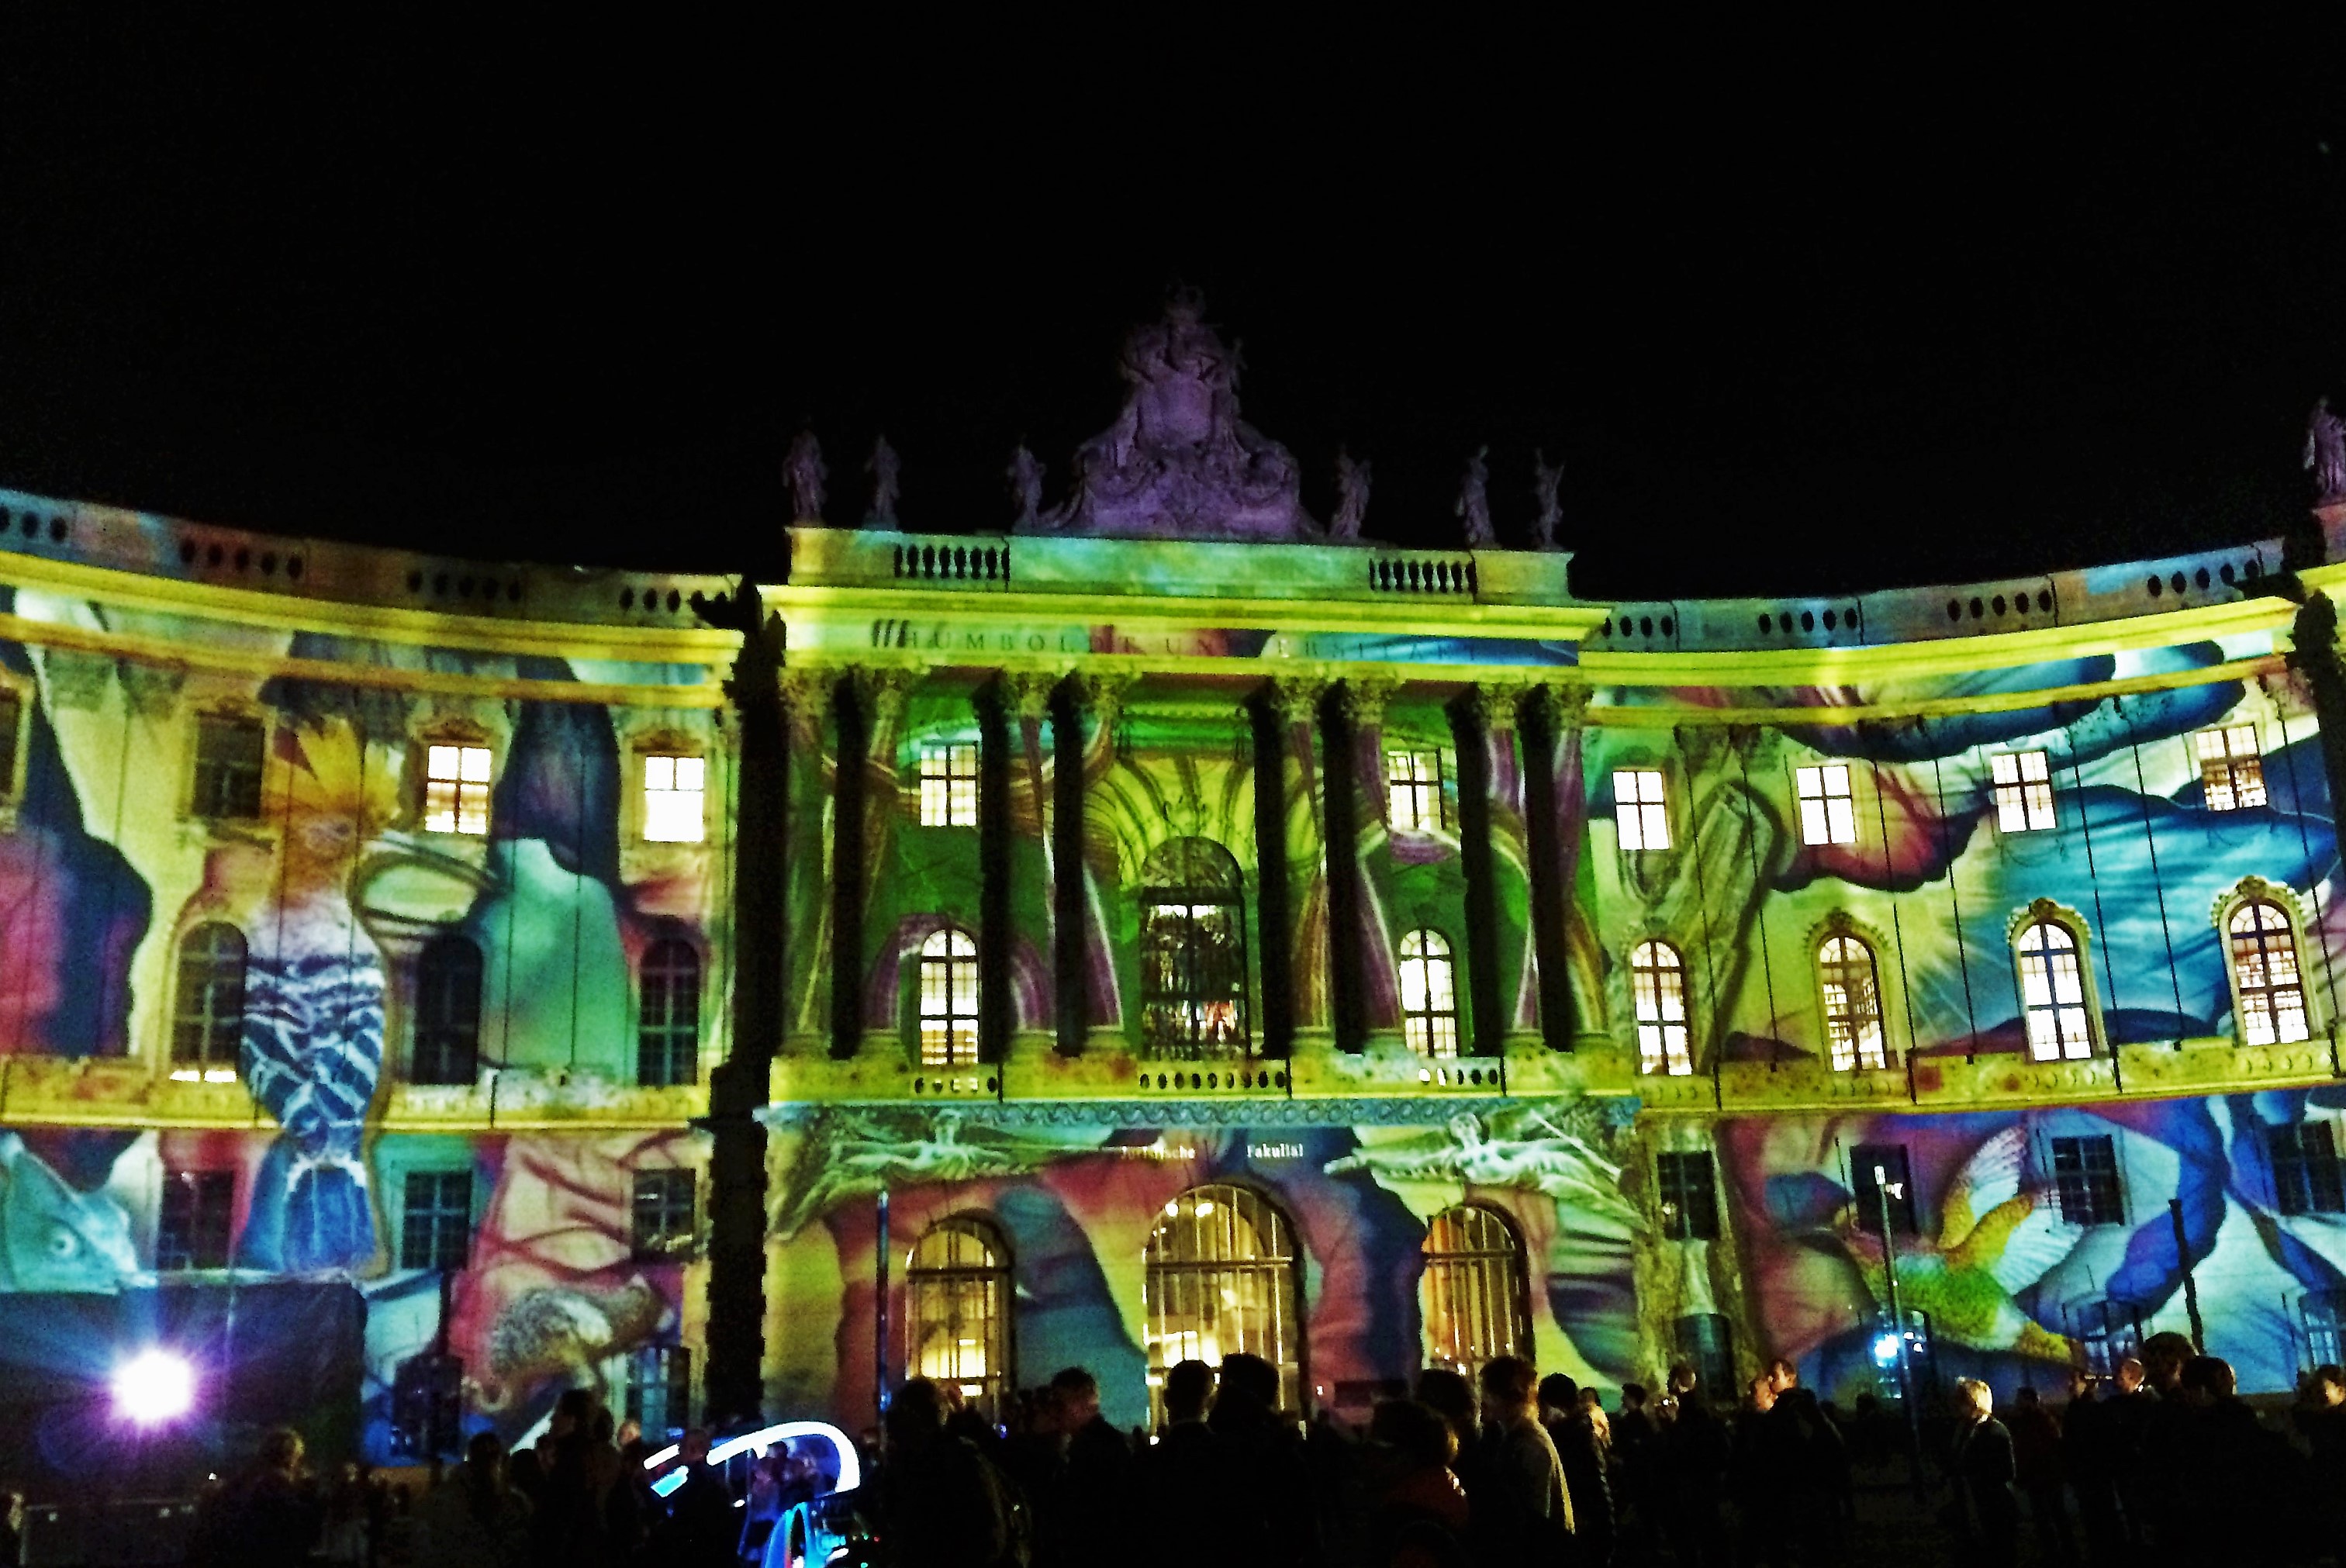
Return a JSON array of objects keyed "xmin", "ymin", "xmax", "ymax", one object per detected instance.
[
  {"xmin": 1448, "ymin": 681, "xmax": 1533, "ymax": 1056},
  {"xmin": 1333, "ymin": 675, "xmax": 1404, "ymax": 1050},
  {"xmin": 1266, "ymin": 675, "xmax": 1334, "ymax": 1055},
  {"xmin": 1519, "ymin": 682, "xmax": 1593, "ymax": 1050},
  {"xmin": 777, "ymin": 668, "xmax": 836, "ymax": 1056},
  {"xmin": 852, "ymin": 668, "xmax": 916, "ymax": 1059},
  {"xmin": 1001, "ymin": 670, "xmax": 1063, "ymax": 1060},
  {"xmin": 1069, "ymin": 671, "xmax": 1137, "ymax": 1052}
]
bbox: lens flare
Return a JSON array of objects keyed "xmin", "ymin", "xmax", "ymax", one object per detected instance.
[{"xmin": 112, "ymin": 1349, "xmax": 197, "ymax": 1426}]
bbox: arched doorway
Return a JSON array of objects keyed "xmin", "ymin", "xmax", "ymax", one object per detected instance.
[
  {"xmin": 1418, "ymin": 1204, "xmax": 1531, "ymax": 1383},
  {"xmin": 906, "ymin": 1215, "xmax": 1012, "ymax": 1418},
  {"xmin": 1142, "ymin": 1184, "xmax": 1301, "ymax": 1419}
]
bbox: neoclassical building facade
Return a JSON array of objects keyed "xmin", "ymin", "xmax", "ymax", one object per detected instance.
[{"xmin": 2, "ymin": 308, "xmax": 2344, "ymax": 1477}]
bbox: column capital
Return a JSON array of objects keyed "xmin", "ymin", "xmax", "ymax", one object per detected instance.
[
  {"xmin": 1263, "ymin": 675, "xmax": 1329, "ymax": 727},
  {"xmin": 1519, "ymin": 680, "xmax": 1592, "ymax": 731},
  {"xmin": 1451, "ymin": 679, "xmax": 1528, "ymax": 730},
  {"xmin": 850, "ymin": 665, "xmax": 918, "ymax": 722},
  {"xmin": 1333, "ymin": 674, "xmax": 1404, "ymax": 729},
  {"xmin": 777, "ymin": 667, "xmax": 835, "ymax": 719},
  {"xmin": 1069, "ymin": 670, "xmax": 1140, "ymax": 725},
  {"xmin": 1004, "ymin": 668, "xmax": 1068, "ymax": 724}
]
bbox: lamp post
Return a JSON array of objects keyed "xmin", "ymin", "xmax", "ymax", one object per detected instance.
[{"xmin": 1876, "ymin": 1164, "xmax": 1925, "ymax": 1502}]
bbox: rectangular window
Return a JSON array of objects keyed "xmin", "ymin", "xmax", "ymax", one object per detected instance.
[
  {"xmin": 2196, "ymin": 724, "xmax": 2268, "ymax": 812},
  {"xmin": 1990, "ymin": 750, "xmax": 2057, "ymax": 832},
  {"xmin": 642, "ymin": 754, "xmax": 707, "ymax": 843},
  {"xmin": 917, "ymin": 742, "xmax": 979, "ymax": 827},
  {"xmin": 0, "ymin": 688, "xmax": 20, "ymax": 796},
  {"xmin": 2051, "ymin": 1135, "xmax": 2125, "ymax": 1227},
  {"xmin": 631, "ymin": 1169, "xmax": 698, "ymax": 1259},
  {"xmin": 1656, "ymin": 1151, "xmax": 1719, "ymax": 1241},
  {"xmin": 1614, "ymin": 768, "xmax": 1671, "ymax": 851},
  {"xmin": 156, "ymin": 1170, "xmax": 236, "ymax": 1270},
  {"xmin": 625, "ymin": 1345, "xmax": 691, "ymax": 1436},
  {"xmin": 2306, "ymin": 1291, "xmax": 2346, "ymax": 1369},
  {"xmin": 2270, "ymin": 1121, "xmax": 2346, "ymax": 1217},
  {"xmin": 424, "ymin": 744, "xmax": 493, "ymax": 836},
  {"xmin": 192, "ymin": 714, "xmax": 266, "ymax": 820},
  {"xmin": 1795, "ymin": 764, "xmax": 1858, "ymax": 846},
  {"xmin": 1850, "ymin": 1143, "xmax": 1919, "ymax": 1235},
  {"xmin": 1386, "ymin": 749, "xmax": 1444, "ymax": 833},
  {"xmin": 400, "ymin": 1171, "xmax": 474, "ymax": 1271}
]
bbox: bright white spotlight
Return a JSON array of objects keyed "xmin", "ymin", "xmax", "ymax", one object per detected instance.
[{"xmin": 112, "ymin": 1349, "xmax": 197, "ymax": 1426}]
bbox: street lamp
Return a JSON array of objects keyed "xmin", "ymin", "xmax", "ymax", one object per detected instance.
[{"xmin": 1874, "ymin": 1165, "xmax": 1925, "ymax": 1500}]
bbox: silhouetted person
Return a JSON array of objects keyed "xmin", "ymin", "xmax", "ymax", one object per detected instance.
[
  {"xmin": 2059, "ymin": 1369, "xmax": 2123, "ymax": 1565},
  {"xmin": 1760, "ymin": 1357, "xmax": 1846, "ymax": 1564},
  {"xmin": 1366, "ymin": 1397, "xmax": 1473, "ymax": 1568},
  {"xmin": 1047, "ymin": 1366, "xmax": 1132, "ymax": 1567},
  {"xmin": 1475, "ymin": 1356, "xmax": 1571, "ymax": 1567},
  {"xmin": 241, "ymin": 1427, "xmax": 324, "ymax": 1568},
  {"xmin": 1210, "ymin": 1353, "xmax": 1315, "ymax": 1567},
  {"xmin": 1664, "ymin": 1360, "xmax": 1730, "ymax": 1568},
  {"xmin": 2296, "ymin": 1364, "xmax": 2346, "ymax": 1487},
  {"xmin": 1947, "ymin": 1379, "xmax": 2018, "ymax": 1568},
  {"xmin": 1133, "ymin": 1359, "xmax": 1239, "ymax": 1568},
  {"xmin": 2005, "ymin": 1387, "xmax": 2071, "ymax": 1561},
  {"xmin": 1541, "ymin": 1373, "xmax": 1613, "ymax": 1567},
  {"xmin": 2102, "ymin": 1356, "xmax": 2154, "ymax": 1552},
  {"xmin": 645, "ymin": 1428, "xmax": 736, "ymax": 1567},
  {"xmin": 881, "ymin": 1377, "xmax": 1014, "ymax": 1568},
  {"xmin": 415, "ymin": 1431, "xmax": 533, "ymax": 1568},
  {"xmin": 1732, "ymin": 1376, "xmax": 1788, "ymax": 1567}
]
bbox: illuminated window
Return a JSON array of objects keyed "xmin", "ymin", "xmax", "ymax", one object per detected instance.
[
  {"xmin": 2016, "ymin": 915, "xmax": 2096, "ymax": 1061},
  {"xmin": 908, "ymin": 1217, "xmax": 1011, "ymax": 1418},
  {"xmin": 157, "ymin": 1170, "xmax": 234, "ymax": 1270},
  {"xmin": 413, "ymin": 934, "xmax": 483, "ymax": 1085},
  {"xmin": 400, "ymin": 1170, "xmax": 472, "ymax": 1270},
  {"xmin": 1399, "ymin": 928, "xmax": 1460, "ymax": 1058},
  {"xmin": 631, "ymin": 1169, "xmax": 697, "ymax": 1259},
  {"xmin": 2304, "ymin": 1291, "xmax": 2346, "ymax": 1369},
  {"xmin": 2051, "ymin": 1135, "xmax": 2124, "ymax": 1227},
  {"xmin": 2196, "ymin": 724, "xmax": 2267, "ymax": 812},
  {"xmin": 1139, "ymin": 838, "xmax": 1251, "ymax": 1060},
  {"xmin": 424, "ymin": 743, "xmax": 493, "ymax": 835},
  {"xmin": 1796, "ymin": 764, "xmax": 1857, "ymax": 846},
  {"xmin": 637, "ymin": 939, "xmax": 701, "ymax": 1086},
  {"xmin": 642, "ymin": 754, "xmax": 707, "ymax": 843},
  {"xmin": 171, "ymin": 923, "xmax": 247, "ymax": 1079},
  {"xmin": 1819, "ymin": 933, "xmax": 1888, "ymax": 1071},
  {"xmin": 2229, "ymin": 898, "xmax": 2310, "ymax": 1045},
  {"xmin": 625, "ymin": 1345, "xmax": 691, "ymax": 1438},
  {"xmin": 191, "ymin": 714, "xmax": 265, "ymax": 820},
  {"xmin": 1656, "ymin": 1151, "xmax": 1719, "ymax": 1240},
  {"xmin": 1630, "ymin": 940, "xmax": 1693, "ymax": 1076},
  {"xmin": 1614, "ymin": 768, "xmax": 1671, "ymax": 850},
  {"xmin": 1386, "ymin": 749, "xmax": 1445, "ymax": 833},
  {"xmin": 1419, "ymin": 1205, "xmax": 1529, "ymax": 1383},
  {"xmin": 918, "ymin": 927, "xmax": 980, "ymax": 1067},
  {"xmin": 2268, "ymin": 1121, "xmax": 2344, "ymax": 1216},
  {"xmin": 918, "ymin": 742, "xmax": 979, "ymax": 827},
  {"xmin": 1144, "ymin": 1186, "xmax": 1301, "ymax": 1423},
  {"xmin": 1990, "ymin": 750, "xmax": 2056, "ymax": 833}
]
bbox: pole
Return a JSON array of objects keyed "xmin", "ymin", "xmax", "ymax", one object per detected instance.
[
  {"xmin": 1878, "ymin": 1164, "xmax": 1925, "ymax": 1502},
  {"xmin": 2169, "ymin": 1199, "xmax": 2206, "ymax": 1352},
  {"xmin": 876, "ymin": 1186, "xmax": 893, "ymax": 1430}
]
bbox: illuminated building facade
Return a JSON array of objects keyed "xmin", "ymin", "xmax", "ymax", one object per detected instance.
[{"xmin": 5, "ymin": 307, "xmax": 2346, "ymax": 1474}]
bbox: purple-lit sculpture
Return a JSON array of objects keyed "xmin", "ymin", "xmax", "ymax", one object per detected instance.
[
  {"xmin": 1457, "ymin": 445, "xmax": 1494, "ymax": 547},
  {"xmin": 1035, "ymin": 292, "xmax": 1319, "ymax": 541},
  {"xmin": 2310, "ymin": 399, "xmax": 2346, "ymax": 503},
  {"xmin": 1007, "ymin": 444, "xmax": 1045, "ymax": 528},
  {"xmin": 1329, "ymin": 449, "xmax": 1370, "ymax": 541},
  {"xmin": 865, "ymin": 436, "xmax": 901, "ymax": 527},
  {"xmin": 1531, "ymin": 449, "xmax": 1563, "ymax": 551},
  {"xmin": 786, "ymin": 431, "xmax": 827, "ymax": 523}
]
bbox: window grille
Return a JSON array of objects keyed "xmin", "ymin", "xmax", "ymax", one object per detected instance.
[
  {"xmin": 1796, "ymin": 764, "xmax": 1858, "ymax": 846},
  {"xmin": 625, "ymin": 1345, "xmax": 691, "ymax": 1437},
  {"xmin": 2016, "ymin": 917, "xmax": 2095, "ymax": 1061},
  {"xmin": 1674, "ymin": 1314, "xmax": 1735, "ymax": 1400},
  {"xmin": 401, "ymin": 1171, "xmax": 473, "ymax": 1271},
  {"xmin": 1138, "ymin": 839, "xmax": 1251, "ymax": 1060},
  {"xmin": 642, "ymin": 754, "xmax": 707, "ymax": 843},
  {"xmin": 424, "ymin": 744, "xmax": 493, "ymax": 836},
  {"xmin": 192, "ymin": 714, "xmax": 265, "ymax": 820},
  {"xmin": 918, "ymin": 743, "xmax": 979, "ymax": 827},
  {"xmin": 171, "ymin": 922, "xmax": 247, "ymax": 1076},
  {"xmin": 907, "ymin": 1217, "xmax": 1011, "ymax": 1418},
  {"xmin": 1385, "ymin": 750, "xmax": 1445, "ymax": 834},
  {"xmin": 2230, "ymin": 899, "xmax": 2310, "ymax": 1045},
  {"xmin": 2075, "ymin": 1298, "xmax": 2144, "ymax": 1376},
  {"xmin": 1144, "ymin": 1186, "xmax": 1301, "ymax": 1422},
  {"xmin": 157, "ymin": 1170, "xmax": 235, "ymax": 1270},
  {"xmin": 1990, "ymin": 750, "xmax": 2056, "ymax": 832},
  {"xmin": 1613, "ymin": 768, "xmax": 1671, "ymax": 850},
  {"xmin": 2051, "ymin": 1135, "xmax": 2124, "ymax": 1226},
  {"xmin": 2196, "ymin": 724, "xmax": 2268, "ymax": 812},
  {"xmin": 1657, "ymin": 1151, "xmax": 1720, "ymax": 1240},
  {"xmin": 1419, "ymin": 1205, "xmax": 1529, "ymax": 1384},
  {"xmin": 2269, "ymin": 1121, "xmax": 2346, "ymax": 1217},
  {"xmin": 1630, "ymin": 940, "xmax": 1693, "ymax": 1076},
  {"xmin": 413, "ymin": 934, "xmax": 484, "ymax": 1085},
  {"xmin": 1851, "ymin": 1143, "xmax": 1918, "ymax": 1235},
  {"xmin": 631, "ymin": 1169, "xmax": 698, "ymax": 1259},
  {"xmin": 638, "ymin": 939, "xmax": 701, "ymax": 1086},
  {"xmin": 1819, "ymin": 934, "xmax": 1888, "ymax": 1070},
  {"xmin": 917, "ymin": 928, "xmax": 981, "ymax": 1067},
  {"xmin": 2305, "ymin": 1290, "xmax": 2346, "ymax": 1369},
  {"xmin": 1399, "ymin": 929, "xmax": 1460, "ymax": 1058}
]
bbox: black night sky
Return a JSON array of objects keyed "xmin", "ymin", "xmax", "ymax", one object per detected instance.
[{"xmin": 3, "ymin": 20, "xmax": 2344, "ymax": 602}]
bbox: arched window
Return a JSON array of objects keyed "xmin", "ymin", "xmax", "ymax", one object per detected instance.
[
  {"xmin": 172, "ymin": 923, "xmax": 247, "ymax": 1075},
  {"xmin": 2230, "ymin": 898, "xmax": 2310, "ymax": 1045},
  {"xmin": 1419, "ymin": 1204, "xmax": 1529, "ymax": 1383},
  {"xmin": 1400, "ymin": 929, "xmax": 1460, "ymax": 1058},
  {"xmin": 638, "ymin": 938, "xmax": 701, "ymax": 1086},
  {"xmin": 1630, "ymin": 940, "xmax": 1693, "ymax": 1076},
  {"xmin": 1819, "ymin": 933, "xmax": 1888, "ymax": 1071},
  {"xmin": 1138, "ymin": 838, "xmax": 1251, "ymax": 1059},
  {"xmin": 413, "ymin": 934, "xmax": 484, "ymax": 1086},
  {"xmin": 919, "ymin": 927, "xmax": 980, "ymax": 1067},
  {"xmin": 1144, "ymin": 1185, "xmax": 1301, "ymax": 1422},
  {"xmin": 907, "ymin": 1216, "xmax": 1012, "ymax": 1418},
  {"xmin": 2015, "ymin": 915, "xmax": 2095, "ymax": 1061}
]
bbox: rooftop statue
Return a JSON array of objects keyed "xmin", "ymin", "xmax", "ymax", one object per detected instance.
[
  {"xmin": 1531, "ymin": 448, "xmax": 1563, "ymax": 551},
  {"xmin": 2310, "ymin": 398, "xmax": 2346, "ymax": 504},
  {"xmin": 1328, "ymin": 448, "xmax": 1370, "ymax": 541},
  {"xmin": 1007, "ymin": 444, "xmax": 1045, "ymax": 528},
  {"xmin": 1035, "ymin": 291, "xmax": 1320, "ymax": 541},
  {"xmin": 865, "ymin": 435, "xmax": 900, "ymax": 527},
  {"xmin": 785, "ymin": 430, "xmax": 827, "ymax": 523},
  {"xmin": 1457, "ymin": 445, "xmax": 1494, "ymax": 547}
]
